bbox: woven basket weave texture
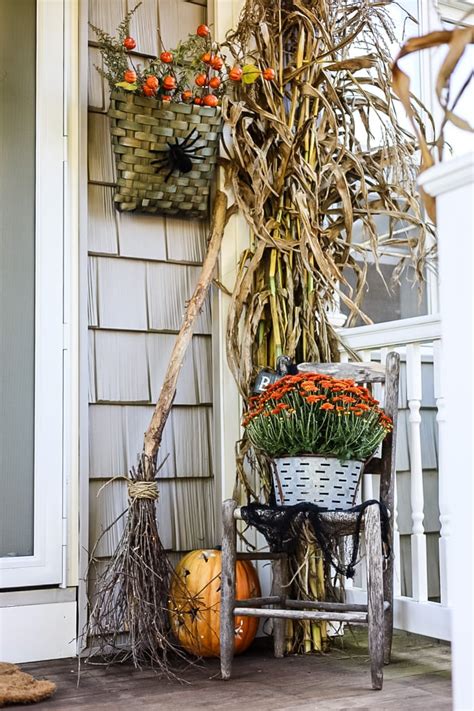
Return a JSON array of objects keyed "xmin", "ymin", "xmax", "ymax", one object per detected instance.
[{"xmin": 108, "ymin": 91, "xmax": 222, "ymax": 218}]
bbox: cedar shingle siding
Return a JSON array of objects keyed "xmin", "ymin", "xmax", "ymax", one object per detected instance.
[{"xmin": 87, "ymin": 1, "xmax": 214, "ymax": 600}]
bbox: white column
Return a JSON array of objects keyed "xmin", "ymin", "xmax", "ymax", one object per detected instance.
[
  {"xmin": 420, "ymin": 153, "xmax": 474, "ymax": 711},
  {"xmin": 406, "ymin": 343, "xmax": 428, "ymax": 602},
  {"xmin": 433, "ymin": 339, "xmax": 451, "ymax": 607},
  {"xmin": 211, "ymin": 0, "xmax": 248, "ymax": 511}
]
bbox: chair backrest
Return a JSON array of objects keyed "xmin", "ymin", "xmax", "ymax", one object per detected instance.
[{"xmin": 297, "ymin": 352, "xmax": 400, "ymax": 510}]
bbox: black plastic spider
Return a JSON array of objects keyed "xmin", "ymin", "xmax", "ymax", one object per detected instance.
[{"xmin": 150, "ymin": 129, "xmax": 205, "ymax": 182}]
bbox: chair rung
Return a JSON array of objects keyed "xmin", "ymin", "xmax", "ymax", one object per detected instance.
[
  {"xmin": 235, "ymin": 596, "xmax": 282, "ymax": 608},
  {"xmin": 236, "ymin": 551, "xmax": 287, "ymax": 561},
  {"xmin": 234, "ymin": 607, "xmax": 368, "ymax": 623},
  {"xmin": 285, "ymin": 600, "xmax": 368, "ymax": 613}
]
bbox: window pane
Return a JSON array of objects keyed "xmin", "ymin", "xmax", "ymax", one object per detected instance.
[{"xmin": 0, "ymin": 0, "xmax": 36, "ymax": 557}]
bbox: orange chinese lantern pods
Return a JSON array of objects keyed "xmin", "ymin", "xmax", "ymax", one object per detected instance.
[
  {"xmin": 162, "ymin": 75, "xmax": 176, "ymax": 90},
  {"xmin": 203, "ymin": 94, "xmax": 218, "ymax": 107},
  {"xmin": 263, "ymin": 67, "xmax": 276, "ymax": 81},
  {"xmin": 123, "ymin": 69, "xmax": 136, "ymax": 83},
  {"xmin": 169, "ymin": 549, "xmax": 260, "ymax": 657},
  {"xmin": 209, "ymin": 76, "xmax": 221, "ymax": 89},
  {"xmin": 181, "ymin": 90, "xmax": 193, "ymax": 102},
  {"xmin": 195, "ymin": 73, "xmax": 207, "ymax": 87},
  {"xmin": 123, "ymin": 36, "xmax": 136, "ymax": 50},
  {"xmin": 229, "ymin": 66, "xmax": 243, "ymax": 81},
  {"xmin": 161, "ymin": 95, "xmax": 172, "ymax": 101},
  {"xmin": 160, "ymin": 51, "xmax": 173, "ymax": 63},
  {"xmin": 196, "ymin": 24, "xmax": 210, "ymax": 37},
  {"xmin": 143, "ymin": 84, "xmax": 156, "ymax": 96},
  {"xmin": 193, "ymin": 97, "xmax": 202, "ymax": 105},
  {"xmin": 201, "ymin": 52, "xmax": 212, "ymax": 64},
  {"xmin": 145, "ymin": 75, "xmax": 159, "ymax": 90},
  {"xmin": 211, "ymin": 56, "xmax": 223, "ymax": 71}
]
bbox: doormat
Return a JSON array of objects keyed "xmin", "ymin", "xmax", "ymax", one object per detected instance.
[{"xmin": 0, "ymin": 663, "xmax": 56, "ymax": 707}]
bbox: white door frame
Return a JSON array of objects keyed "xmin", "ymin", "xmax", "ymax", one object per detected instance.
[{"xmin": 0, "ymin": 0, "xmax": 66, "ymax": 589}]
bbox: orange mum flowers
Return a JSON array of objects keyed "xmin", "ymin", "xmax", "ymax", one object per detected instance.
[{"xmin": 242, "ymin": 371, "xmax": 392, "ymax": 460}]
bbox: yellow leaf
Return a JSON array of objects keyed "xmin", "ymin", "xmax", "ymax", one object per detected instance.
[
  {"xmin": 242, "ymin": 64, "xmax": 260, "ymax": 84},
  {"xmin": 115, "ymin": 81, "xmax": 138, "ymax": 91}
]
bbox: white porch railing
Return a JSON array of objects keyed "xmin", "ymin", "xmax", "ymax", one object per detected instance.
[{"xmin": 338, "ymin": 313, "xmax": 451, "ymax": 641}]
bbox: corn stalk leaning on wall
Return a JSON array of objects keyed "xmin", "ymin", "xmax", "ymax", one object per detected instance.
[{"xmin": 222, "ymin": 0, "xmax": 433, "ymax": 653}]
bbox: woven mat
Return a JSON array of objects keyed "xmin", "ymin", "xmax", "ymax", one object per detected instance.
[{"xmin": 0, "ymin": 663, "xmax": 56, "ymax": 707}]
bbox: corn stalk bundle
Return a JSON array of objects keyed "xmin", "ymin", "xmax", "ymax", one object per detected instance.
[
  {"xmin": 224, "ymin": 0, "xmax": 432, "ymax": 392},
  {"xmin": 222, "ymin": 0, "xmax": 432, "ymax": 652}
]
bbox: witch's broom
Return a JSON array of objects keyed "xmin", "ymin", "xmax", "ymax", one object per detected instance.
[{"xmin": 85, "ymin": 191, "xmax": 234, "ymax": 673}]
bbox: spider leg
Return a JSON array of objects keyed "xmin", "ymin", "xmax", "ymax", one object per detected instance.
[
  {"xmin": 150, "ymin": 158, "xmax": 170, "ymax": 168},
  {"xmin": 164, "ymin": 166, "xmax": 175, "ymax": 182},
  {"xmin": 179, "ymin": 129, "xmax": 199, "ymax": 150},
  {"xmin": 181, "ymin": 135, "xmax": 202, "ymax": 151},
  {"xmin": 186, "ymin": 154, "xmax": 206, "ymax": 161}
]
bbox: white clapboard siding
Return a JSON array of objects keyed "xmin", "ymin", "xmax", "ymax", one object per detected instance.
[
  {"xmin": 400, "ymin": 532, "xmax": 441, "ymax": 600},
  {"xmin": 123, "ymin": 405, "xmax": 175, "ymax": 478},
  {"xmin": 163, "ymin": 478, "xmax": 216, "ymax": 551},
  {"xmin": 93, "ymin": 331, "xmax": 151, "ymax": 403},
  {"xmin": 88, "ymin": 0, "xmax": 126, "ymax": 40},
  {"xmin": 146, "ymin": 262, "xmax": 212, "ymax": 333},
  {"xmin": 157, "ymin": 0, "xmax": 205, "ymax": 47},
  {"xmin": 395, "ymin": 409, "xmax": 438, "ymax": 474},
  {"xmin": 88, "ymin": 112, "xmax": 116, "ymax": 184},
  {"xmin": 88, "ymin": 185, "xmax": 118, "ymax": 255},
  {"xmin": 88, "ymin": 46, "xmax": 104, "ymax": 111},
  {"xmin": 165, "ymin": 219, "xmax": 207, "ymax": 263},
  {"xmin": 88, "ymin": 332, "xmax": 97, "ymax": 403},
  {"xmin": 89, "ymin": 479, "xmax": 127, "ymax": 559},
  {"xmin": 90, "ymin": 404, "xmax": 212, "ymax": 479},
  {"xmin": 95, "ymin": 257, "xmax": 148, "ymax": 330},
  {"xmin": 118, "ymin": 212, "xmax": 167, "ymax": 260},
  {"xmin": 128, "ymin": 0, "xmax": 159, "ymax": 56},
  {"xmin": 89, "ymin": 405, "xmax": 128, "ymax": 479},
  {"xmin": 88, "ymin": 257, "xmax": 99, "ymax": 327},
  {"xmin": 147, "ymin": 333, "xmax": 212, "ymax": 405}
]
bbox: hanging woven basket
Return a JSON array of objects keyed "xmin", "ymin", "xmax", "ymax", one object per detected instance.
[{"xmin": 108, "ymin": 91, "xmax": 223, "ymax": 218}]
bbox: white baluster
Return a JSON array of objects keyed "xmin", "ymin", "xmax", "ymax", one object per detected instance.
[
  {"xmin": 393, "ymin": 472, "xmax": 402, "ymax": 597},
  {"xmin": 407, "ymin": 343, "xmax": 428, "ymax": 602},
  {"xmin": 434, "ymin": 339, "xmax": 451, "ymax": 606}
]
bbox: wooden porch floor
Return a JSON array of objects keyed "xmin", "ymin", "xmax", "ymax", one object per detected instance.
[{"xmin": 19, "ymin": 630, "xmax": 451, "ymax": 710}]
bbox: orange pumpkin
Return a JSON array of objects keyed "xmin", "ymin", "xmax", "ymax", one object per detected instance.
[{"xmin": 169, "ymin": 549, "xmax": 260, "ymax": 657}]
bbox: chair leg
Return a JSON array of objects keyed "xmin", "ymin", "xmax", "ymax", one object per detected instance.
[
  {"xmin": 272, "ymin": 556, "xmax": 288, "ymax": 658},
  {"xmin": 220, "ymin": 499, "xmax": 237, "ymax": 680},
  {"xmin": 383, "ymin": 554, "xmax": 394, "ymax": 664},
  {"xmin": 365, "ymin": 503, "xmax": 384, "ymax": 691}
]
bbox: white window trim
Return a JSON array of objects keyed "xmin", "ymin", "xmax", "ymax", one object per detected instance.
[{"xmin": 0, "ymin": 0, "xmax": 66, "ymax": 588}]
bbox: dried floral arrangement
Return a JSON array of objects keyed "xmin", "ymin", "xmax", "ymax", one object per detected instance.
[
  {"xmin": 89, "ymin": 2, "xmax": 276, "ymax": 107},
  {"xmin": 244, "ymin": 372, "xmax": 392, "ymax": 460}
]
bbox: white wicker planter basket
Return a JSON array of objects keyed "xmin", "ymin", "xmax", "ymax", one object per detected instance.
[{"xmin": 271, "ymin": 456, "xmax": 364, "ymax": 510}]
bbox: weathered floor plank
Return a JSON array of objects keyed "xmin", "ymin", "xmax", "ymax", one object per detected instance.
[{"xmin": 17, "ymin": 631, "xmax": 451, "ymax": 710}]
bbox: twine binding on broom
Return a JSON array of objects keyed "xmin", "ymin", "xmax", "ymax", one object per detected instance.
[{"xmin": 127, "ymin": 480, "xmax": 159, "ymax": 501}]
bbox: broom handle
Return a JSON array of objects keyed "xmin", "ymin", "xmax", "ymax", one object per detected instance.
[{"xmin": 143, "ymin": 190, "xmax": 231, "ymax": 466}]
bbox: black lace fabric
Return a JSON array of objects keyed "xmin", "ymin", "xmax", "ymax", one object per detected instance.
[{"xmin": 240, "ymin": 500, "xmax": 390, "ymax": 578}]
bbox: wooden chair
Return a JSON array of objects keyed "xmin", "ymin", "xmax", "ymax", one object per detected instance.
[{"xmin": 220, "ymin": 352, "xmax": 400, "ymax": 690}]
